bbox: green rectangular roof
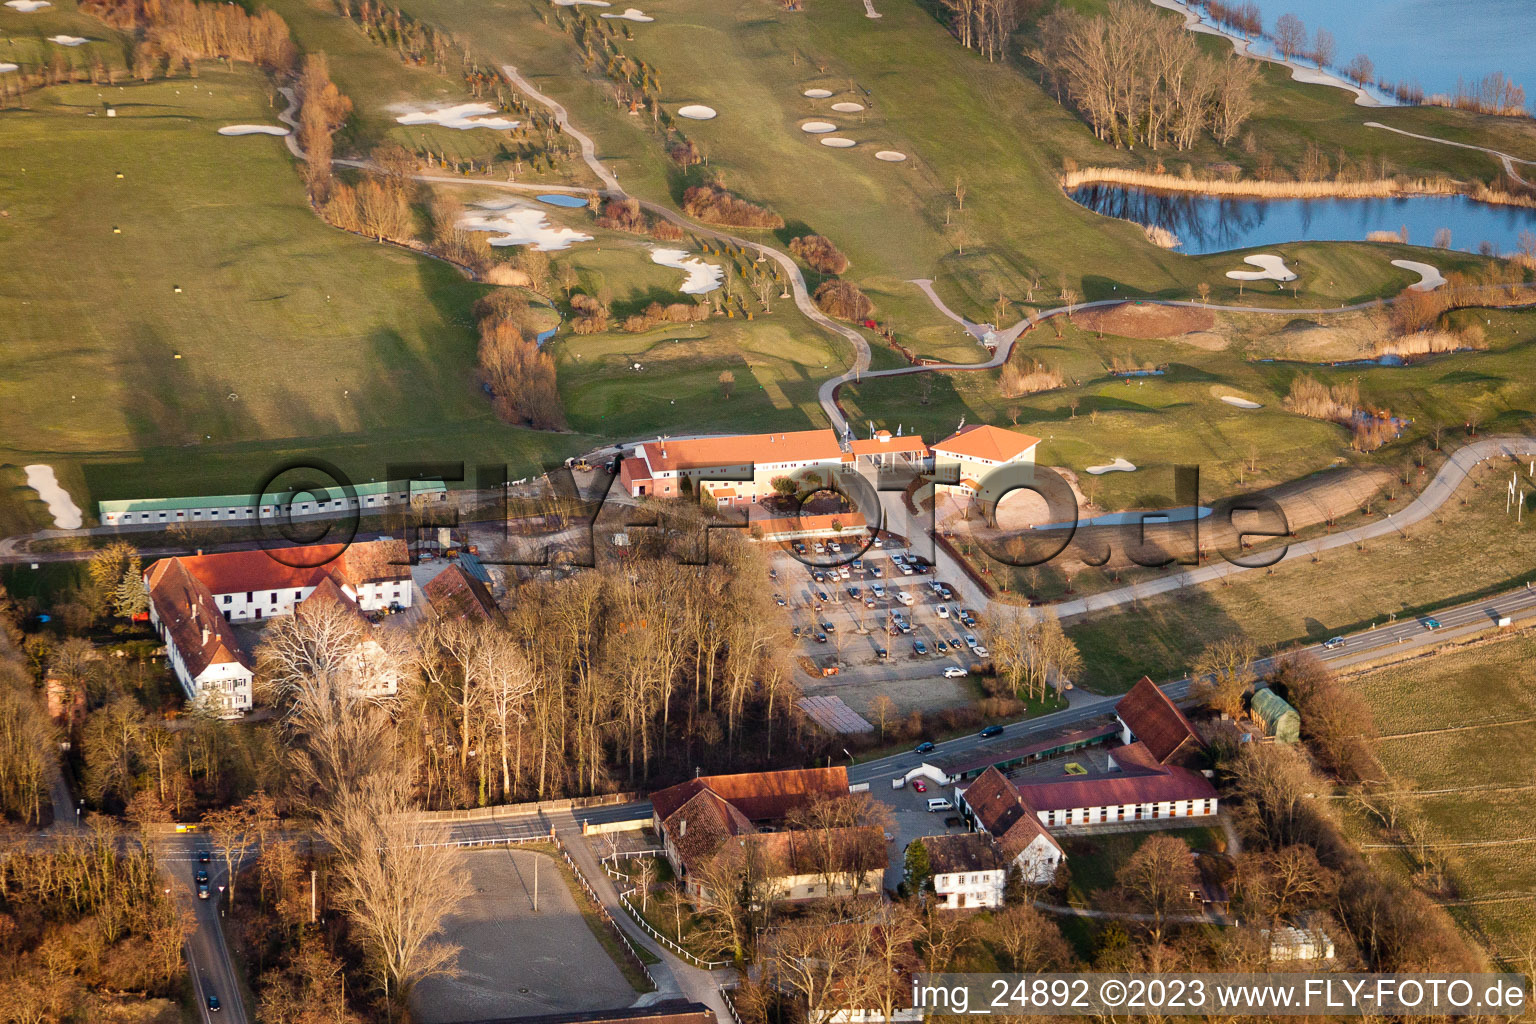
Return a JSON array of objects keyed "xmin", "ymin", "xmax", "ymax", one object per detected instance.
[{"xmin": 99, "ymin": 479, "xmax": 447, "ymax": 515}]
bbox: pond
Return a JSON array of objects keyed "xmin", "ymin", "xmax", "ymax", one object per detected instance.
[
  {"xmin": 1069, "ymin": 184, "xmax": 1536, "ymax": 255},
  {"xmin": 536, "ymin": 193, "xmax": 590, "ymax": 208}
]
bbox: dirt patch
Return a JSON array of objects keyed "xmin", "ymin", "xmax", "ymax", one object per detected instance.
[
  {"xmin": 1074, "ymin": 302, "xmax": 1215, "ymax": 340},
  {"xmin": 1221, "ymin": 309, "xmax": 1391, "ymax": 361}
]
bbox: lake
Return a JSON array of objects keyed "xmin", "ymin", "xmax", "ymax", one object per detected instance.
[
  {"xmin": 1207, "ymin": 0, "xmax": 1534, "ymax": 107},
  {"xmin": 1069, "ymin": 184, "xmax": 1536, "ymax": 255}
]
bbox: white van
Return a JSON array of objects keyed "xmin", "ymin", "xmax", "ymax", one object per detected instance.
[
  {"xmin": 896, "ymin": 591, "xmax": 914, "ymax": 606},
  {"xmin": 926, "ymin": 798, "xmax": 954, "ymax": 812}
]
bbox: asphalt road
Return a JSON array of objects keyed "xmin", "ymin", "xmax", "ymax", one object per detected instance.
[{"xmin": 162, "ymin": 831, "xmax": 249, "ymax": 1024}]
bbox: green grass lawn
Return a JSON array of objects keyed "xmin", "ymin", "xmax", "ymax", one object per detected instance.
[
  {"xmin": 1348, "ymin": 632, "xmax": 1536, "ymax": 963},
  {"xmin": 1061, "ymin": 824, "xmax": 1222, "ymax": 907},
  {"xmin": 1063, "ymin": 457, "xmax": 1536, "ymax": 691},
  {"xmin": 0, "ymin": 70, "xmax": 593, "ymax": 512},
  {"xmin": 0, "ymin": 0, "xmax": 131, "ymax": 80}
]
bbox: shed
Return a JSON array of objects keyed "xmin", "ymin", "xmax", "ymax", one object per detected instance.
[{"xmin": 1251, "ymin": 689, "xmax": 1301, "ymax": 744}]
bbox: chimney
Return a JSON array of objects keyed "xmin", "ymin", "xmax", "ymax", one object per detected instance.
[
  {"xmin": 195, "ymin": 548, "xmax": 203, "ymax": 556},
  {"xmin": 679, "ymin": 818, "xmax": 687, "ymax": 837}
]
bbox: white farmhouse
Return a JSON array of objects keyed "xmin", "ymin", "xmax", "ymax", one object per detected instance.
[{"xmin": 915, "ymin": 832, "xmax": 1011, "ymax": 909}]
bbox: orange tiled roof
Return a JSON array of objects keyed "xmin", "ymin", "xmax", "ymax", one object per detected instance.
[
  {"xmin": 145, "ymin": 559, "xmax": 251, "ymax": 680},
  {"xmin": 639, "ymin": 430, "xmax": 846, "ymax": 474},
  {"xmin": 1115, "ymin": 676, "xmax": 1203, "ymax": 765},
  {"xmin": 147, "ymin": 539, "xmax": 409, "ymax": 597},
  {"xmin": 932, "ymin": 424, "xmax": 1041, "ymax": 463}
]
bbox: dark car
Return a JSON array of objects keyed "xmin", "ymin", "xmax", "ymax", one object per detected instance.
[
  {"xmin": 915, "ymin": 741, "xmax": 936, "ymax": 754},
  {"xmin": 913, "ymin": 639, "xmax": 928, "ymax": 656},
  {"xmin": 774, "ymin": 594, "xmax": 787, "ymax": 607},
  {"xmin": 815, "ymin": 591, "xmax": 830, "ymax": 603},
  {"xmin": 814, "ymin": 632, "xmax": 828, "ymax": 644},
  {"xmin": 791, "ymin": 625, "xmax": 802, "ymax": 638},
  {"xmin": 979, "ymin": 724, "xmax": 1004, "ymax": 738},
  {"xmin": 1423, "ymin": 618, "xmax": 1442, "ymax": 630},
  {"xmin": 768, "ymin": 568, "xmax": 778, "ymax": 580},
  {"xmin": 847, "ymin": 586, "xmax": 861, "ymax": 599},
  {"xmin": 197, "ymin": 882, "xmax": 210, "ymax": 900},
  {"xmin": 195, "ymin": 868, "xmax": 210, "ymax": 884},
  {"xmin": 821, "ymin": 621, "xmax": 836, "ymax": 633},
  {"xmin": 207, "ymin": 994, "xmax": 221, "ymax": 1013},
  {"xmin": 875, "ymin": 647, "xmax": 888, "ymax": 660},
  {"xmin": 197, "ymin": 849, "xmax": 211, "ymax": 864}
]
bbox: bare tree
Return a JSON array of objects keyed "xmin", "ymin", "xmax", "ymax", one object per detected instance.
[
  {"xmin": 1345, "ymin": 53, "xmax": 1375, "ymax": 87},
  {"xmin": 1273, "ymin": 13, "xmax": 1305, "ymax": 61},
  {"xmin": 316, "ymin": 773, "xmax": 471, "ymax": 1008},
  {"xmin": 1190, "ymin": 634, "xmax": 1256, "ymax": 719},
  {"xmin": 1311, "ymin": 27, "xmax": 1336, "ymax": 68},
  {"xmin": 1116, "ymin": 833, "xmax": 1198, "ymax": 948}
]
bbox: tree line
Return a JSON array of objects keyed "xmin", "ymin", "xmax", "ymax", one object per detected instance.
[
  {"xmin": 934, "ymin": 0, "xmax": 1038, "ymax": 63},
  {"xmin": 81, "ymin": 0, "xmax": 297, "ymax": 75},
  {"xmin": 1030, "ymin": 1, "xmax": 1260, "ymax": 150},
  {"xmin": 474, "ymin": 289, "xmax": 566, "ymax": 430}
]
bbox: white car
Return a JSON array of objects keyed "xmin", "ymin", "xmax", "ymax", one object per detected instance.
[
  {"xmin": 972, "ymin": 645, "xmax": 989, "ymax": 658},
  {"xmin": 896, "ymin": 591, "xmax": 914, "ymax": 606},
  {"xmin": 871, "ymin": 583, "xmax": 886, "ymax": 598},
  {"xmin": 943, "ymin": 666, "xmax": 967, "ymax": 679},
  {"xmin": 900, "ymin": 563, "xmax": 914, "ymax": 575},
  {"xmin": 838, "ymin": 566, "xmax": 851, "ymax": 579},
  {"xmin": 936, "ymin": 604, "xmax": 950, "ymax": 619},
  {"xmin": 828, "ymin": 542, "xmax": 841, "ymax": 554}
]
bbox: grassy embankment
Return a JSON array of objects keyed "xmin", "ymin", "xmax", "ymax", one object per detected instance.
[{"xmin": 1061, "ymin": 454, "xmax": 1536, "ymax": 690}]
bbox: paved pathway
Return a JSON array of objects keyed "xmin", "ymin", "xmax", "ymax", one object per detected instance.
[
  {"xmin": 501, "ymin": 65, "xmax": 621, "ymax": 194},
  {"xmin": 1364, "ymin": 121, "xmax": 1536, "ymax": 188}
]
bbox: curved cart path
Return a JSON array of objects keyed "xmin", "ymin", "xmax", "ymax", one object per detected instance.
[{"xmin": 1364, "ymin": 120, "xmax": 1536, "ymax": 187}]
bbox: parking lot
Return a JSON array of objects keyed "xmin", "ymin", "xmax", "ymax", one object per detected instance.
[
  {"xmin": 873, "ymin": 769, "xmax": 976, "ymax": 890},
  {"xmin": 767, "ymin": 537, "xmax": 991, "ymax": 684}
]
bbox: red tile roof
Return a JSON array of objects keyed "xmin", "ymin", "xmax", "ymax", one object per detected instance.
[
  {"xmin": 1014, "ymin": 763, "xmax": 1216, "ymax": 812},
  {"xmin": 921, "ymin": 832, "xmax": 1008, "ymax": 875},
  {"xmin": 741, "ymin": 825, "xmax": 887, "ymax": 875},
  {"xmin": 961, "ymin": 767, "xmax": 1064, "ymax": 857},
  {"xmin": 145, "ymin": 559, "xmax": 251, "ymax": 679},
  {"xmin": 651, "ymin": 767, "xmax": 850, "ymax": 823},
  {"xmin": 662, "ymin": 789, "xmax": 755, "ymax": 873},
  {"xmin": 148, "ymin": 539, "xmax": 409, "ymax": 597},
  {"xmin": 931, "ymin": 424, "xmax": 1040, "ymax": 463},
  {"xmin": 850, "ymin": 432, "xmax": 928, "ymax": 456},
  {"xmin": 638, "ymin": 430, "xmax": 847, "ymax": 474},
  {"xmin": 1115, "ymin": 676, "xmax": 1203, "ymax": 765},
  {"xmin": 423, "ymin": 563, "xmax": 500, "ymax": 623}
]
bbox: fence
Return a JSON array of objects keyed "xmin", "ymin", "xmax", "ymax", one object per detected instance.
[
  {"xmin": 599, "ymin": 853, "xmax": 733, "ymax": 970},
  {"xmin": 411, "ymin": 792, "xmax": 641, "ymax": 823},
  {"xmin": 552, "ymin": 836, "xmax": 657, "ymax": 989}
]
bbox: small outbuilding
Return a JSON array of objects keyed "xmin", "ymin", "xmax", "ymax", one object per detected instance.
[{"xmin": 1251, "ymin": 689, "xmax": 1301, "ymax": 744}]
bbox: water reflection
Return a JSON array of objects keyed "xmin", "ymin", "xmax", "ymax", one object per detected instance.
[{"xmin": 1070, "ymin": 184, "xmax": 1536, "ymax": 255}]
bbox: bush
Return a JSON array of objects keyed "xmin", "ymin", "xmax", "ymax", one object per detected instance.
[
  {"xmin": 476, "ymin": 296, "xmax": 565, "ymax": 429},
  {"xmin": 789, "ymin": 234, "xmax": 849, "ymax": 274},
  {"xmin": 813, "ymin": 280, "xmax": 873, "ymax": 321},
  {"xmin": 681, "ymin": 185, "xmax": 784, "ymax": 229}
]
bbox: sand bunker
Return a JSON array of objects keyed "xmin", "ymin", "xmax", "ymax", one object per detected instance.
[
  {"xmin": 1391, "ymin": 259, "xmax": 1446, "ymax": 292},
  {"xmin": 48, "ymin": 34, "xmax": 87, "ymax": 45},
  {"xmin": 24, "ymin": 465, "xmax": 81, "ymax": 529},
  {"xmin": 461, "ymin": 205, "xmax": 592, "ymax": 251},
  {"xmin": 601, "ymin": 7, "xmax": 652, "ymax": 19},
  {"xmin": 219, "ymin": 124, "xmax": 290, "ymax": 136},
  {"xmin": 830, "ymin": 101, "xmax": 864, "ymax": 113},
  {"xmin": 820, "ymin": 137, "xmax": 855, "ymax": 148},
  {"xmin": 1086, "ymin": 457, "xmax": 1137, "ymax": 475},
  {"xmin": 0, "ymin": 63, "xmax": 17, "ymax": 72},
  {"xmin": 801, "ymin": 121, "xmax": 837, "ymax": 134},
  {"xmin": 1226, "ymin": 254, "xmax": 1296, "ymax": 282},
  {"xmin": 1220, "ymin": 395, "xmax": 1263, "ymax": 409},
  {"xmin": 4, "ymin": 1, "xmax": 51, "ymax": 11},
  {"xmin": 803, "ymin": 88, "xmax": 833, "ymax": 98},
  {"xmin": 396, "ymin": 103, "xmax": 519, "ymax": 130},
  {"xmin": 677, "ymin": 104, "xmax": 716, "ymax": 120},
  {"xmin": 874, "ymin": 150, "xmax": 906, "ymax": 162},
  {"xmin": 651, "ymin": 247, "xmax": 723, "ymax": 295}
]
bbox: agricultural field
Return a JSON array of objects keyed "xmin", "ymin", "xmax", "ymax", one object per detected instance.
[
  {"xmin": 1062, "ymin": 454, "xmax": 1536, "ymax": 690},
  {"xmin": 1348, "ymin": 631, "xmax": 1536, "ymax": 963}
]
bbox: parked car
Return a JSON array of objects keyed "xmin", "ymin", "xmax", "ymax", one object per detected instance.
[
  {"xmin": 980, "ymin": 724, "xmax": 1004, "ymax": 738},
  {"xmin": 774, "ymin": 594, "xmax": 786, "ymax": 607},
  {"xmin": 876, "ymin": 647, "xmax": 888, "ymax": 660},
  {"xmin": 847, "ymin": 587, "xmax": 861, "ymax": 599},
  {"xmin": 828, "ymin": 542, "xmax": 841, "ymax": 554},
  {"xmin": 1423, "ymin": 618, "xmax": 1442, "ymax": 631},
  {"xmin": 899, "ymin": 563, "xmax": 914, "ymax": 576},
  {"xmin": 935, "ymin": 640, "xmax": 948, "ymax": 653},
  {"xmin": 872, "ymin": 536, "xmax": 884, "ymax": 548},
  {"xmin": 912, "ymin": 779, "xmax": 928, "ymax": 792},
  {"xmin": 939, "ymin": 585, "xmax": 954, "ymax": 600},
  {"xmin": 1322, "ymin": 636, "xmax": 1345, "ymax": 649},
  {"xmin": 891, "ymin": 553, "xmax": 905, "ymax": 564},
  {"xmin": 821, "ymin": 621, "xmax": 835, "ymax": 633},
  {"xmin": 913, "ymin": 640, "xmax": 928, "ymax": 656},
  {"xmin": 868, "ymin": 565, "xmax": 882, "ymax": 578},
  {"xmin": 838, "ymin": 566, "xmax": 851, "ymax": 580},
  {"xmin": 963, "ymin": 634, "xmax": 978, "ymax": 648},
  {"xmin": 943, "ymin": 666, "xmax": 967, "ymax": 679},
  {"xmin": 914, "ymin": 742, "xmax": 935, "ymax": 754},
  {"xmin": 815, "ymin": 590, "xmax": 830, "ymax": 603},
  {"xmin": 852, "ymin": 559, "xmax": 863, "ymax": 571},
  {"xmin": 813, "ymin": 542, "xmax": 826, "ymax": 554},
  {"xmin": 896, "ymin": 591, "xmax": 914, "ymax": 606},
  {"xmin": 926, "ymin": 798, "xmax": 954, "ymax": 812},
  {"xmin": 791, "ymin": 626, "xmax": 802, "ymax": 637},
  {"xmin": 794, "ymin": 542, "xmax": 808, "ymax": 554},
  {"xmin": 814, "ymin": 632, "xmax": 828, "ymax": 644},
  {"xmin": 871, "ymin": 583, "xmax": 886, "ymax": 598},
  {"xmin": 972, "ymin": 645, "xmax": 990, "ymax": 658},
  {"xmin": 936, "ymin": 604, "xmax": 950, "ymax": 619},
  {"xmin": 768, "ymin": 568, "xmax": 778, "ymax": 580}
]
